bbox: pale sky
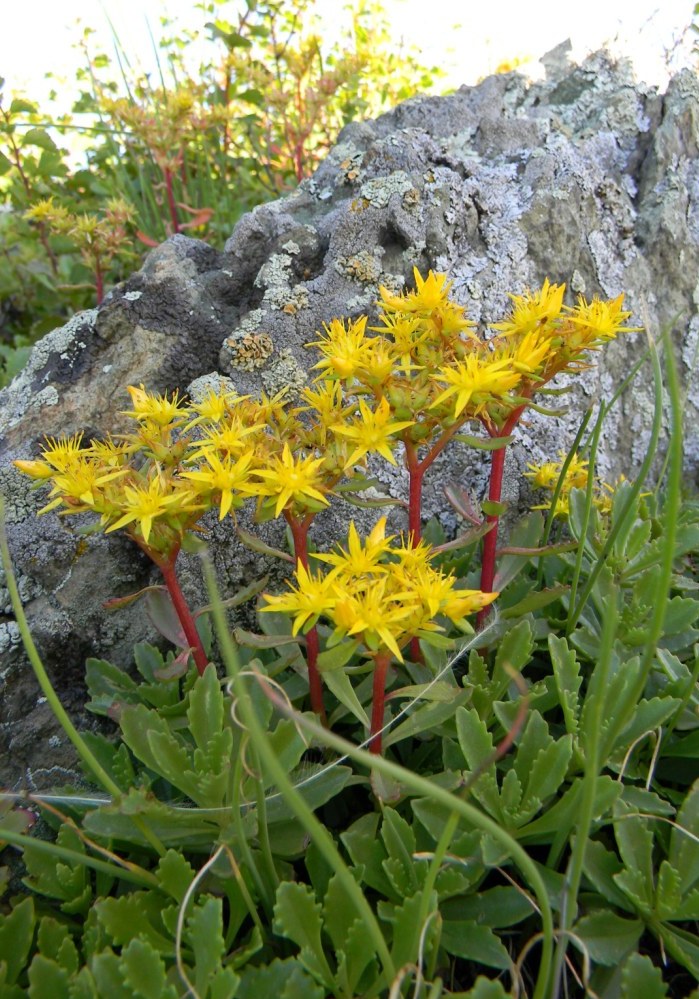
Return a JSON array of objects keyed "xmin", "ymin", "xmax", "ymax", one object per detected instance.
[{"xmin": 1, "ymin": 0, "xmax": 696, "ymax": 106}]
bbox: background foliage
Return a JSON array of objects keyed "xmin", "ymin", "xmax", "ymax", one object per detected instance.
[{"xmin": 0, "ymin": 0, "xmax": 441, "ymax": 384}]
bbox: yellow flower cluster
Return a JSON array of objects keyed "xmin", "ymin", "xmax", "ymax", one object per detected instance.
[
  {"xmin": 306, "ymin": 269, "xmax": 638, "ymax": 463},
  {"xmin": 261, "ymin": 518, "xmax": 496, "ymax": 661},
  {"xmin": 524, "ymin": 452, "xmax": 614, "ymax": 519},
  {"xmin": 14, "ymin": 382, "xmax": 365, "ymax": 556}
]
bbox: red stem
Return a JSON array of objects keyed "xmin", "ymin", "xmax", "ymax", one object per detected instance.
[
  {"xmin": 95, "ymin": 259, "xmax": 104, "ymax": 305},
  {"xmin": 285, "ymin": 511, "xmax": 327, "ymax": 723},
  {"xmin": 476, "ymin": 405, "xmax": 527, "ymax": 630},
  {"xmin": 159, "ymin": 556, "xmax": 209, "ymax": 676},
  {"xmin": 163, "ymin": 166, "xmax": 180, "ymax": 234},
  {"xmin": 369, "ymin": 651, "xmax": 392, "ymax": 754}
]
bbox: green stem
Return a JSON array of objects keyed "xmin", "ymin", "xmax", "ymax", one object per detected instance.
[
  {"xmin": 553, "ymin": 574, "xmax": 618, "ymax": 994},
  {"xmin": 252, "ymin": 747, "xmax": 281, "ymax": 896},
  {"xmin": 369, "ymin": 650, "xmax": 392, "ymax": 754},
  {"xmin": 0, "ymin": 507, "xmax": 168, "ymax": 857},
  {"xmin": 231, "ymin": 748, "xmax": 273, "ymax": 916},
  {"xmin": 202, "ymin": 554, "xmax": 397, "ymax": 988},
  {"xmin": 0, "ymin": 827, "xmax": 159, "ymax": 888}
]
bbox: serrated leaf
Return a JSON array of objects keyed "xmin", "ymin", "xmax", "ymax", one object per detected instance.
[
  {"xmin": 574, "ymin": 910, "xmax": 643, "ymax": 965},
  {"xmin": 381, "ymin": 809, "xmax": 418, "ymax": 896},
  {"xmin": 381, "ymin": 889, "xmax": 438, "ymax": 969},
  {"xmin": 187, "ymin": 662, "xmax": 224, "ymax": 753},
  {"xmin": 621, "ymin": 952, "xmax": 668, "ymax": 998},
  {"xmin": 669, "ymin": 779, "xmax": 699, "ymax": 895},
  {"xmin": 120, "ymin": 938, "xmax": 176, "ymax": 999},
  {"xmin": 440, "ymin": 920, "xmax": 511, "ymax": 969},
  {"xmin": 455, "ymin": 707, "xmax": 501, "ymax": 819},
  {"xmin": 27, "ymin": 955, "xmax": 70, "ymax": 998},
  {"xmin": 95, "ymin": 893, "xmax": 173, "ymax": 952},
  {"xmin": 655, "ymin": 859, "xmax": 683, "ymax": 919},
  {"xmin": 155, "ymin": 850, "xmax": 196, "ymax": 903},
  {"xmin": 187, "ymin": 897, "xmax": 226, "ymax": 997},
  {"xmin": 273, "ymin": 882, "xmax": 334, "ymax": 987},
  {"xmin": 340, "ymin": 813, "xmax": 394, "ymax": 898},
  {"xmin": 0, "ymin": 897, "xmax": 35, "ymax": 985},
  {"xmin": 548, "ymin": 634, "xmax": 582, "ymax": 735},
  {"xmin": 89, "ymin": 951, "xmax": 135, "ymax": 998},
  {"xmin": 658, "ymin": 923, "xmax": 699, "ymax": 978},
  {"xmin": 583, "ymin": 838, "xmax": 636, "ymax": 912},
  {"xmin": 36, "ymin": 917, "xmax": 78, "ymax": 974},
  {"xmin": 236, "ymin": 958, "xmax": 325, "ymax": 999},
  {"xmin": 22, "ymin": 826, "xmax": 90, "ymax": 915}
]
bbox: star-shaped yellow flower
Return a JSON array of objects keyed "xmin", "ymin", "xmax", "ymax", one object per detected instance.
[
  {"xmin": 332, "ymin": 397, "xmax": 414, "ymax": 467},
  {"xmin": 255, "ymin": 444, "xmax": 330, "ymax": 517}
]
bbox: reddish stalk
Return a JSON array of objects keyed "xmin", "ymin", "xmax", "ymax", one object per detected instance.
[
  {"xmin": 94, "ymin": 257, "xmax": 104, "ymax": 305},
  {"xmin": 284, "ymin": 510, "xmax": 327, "ymax": 724},
  {"xmin": 163, "ymin": 166, "xmax": 180, "ymax": 233},
  {"xmin": 369, "ymin": 650, "xmax": 393, "ymax": 754},
  {"xmin": 158, "ymin": 555, "xmax": 209, "ymax": 676},
  {"xmin": 476, "ymin": 404, "xmax": 527, "ymax": 630}
]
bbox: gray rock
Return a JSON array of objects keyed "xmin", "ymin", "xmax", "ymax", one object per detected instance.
[{"xmin": 1, "ymin": 48, "xmax": 697, "ymax": 787}]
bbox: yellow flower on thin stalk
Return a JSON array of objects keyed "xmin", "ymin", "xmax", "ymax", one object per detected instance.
[
  {"xmin": 431, "ymin": 353, "xmax": 521, "ymax": 418},
  {"xmin": 314, "ymin": 517, "xmax": 395, "ymax": 577},
  {"xmin": 105, "ymin": 473, "xmax": 196, "ymax": 544},
  {"xmin": 260, "ymin": 561, "xmax": 337, "ymax": 635},
  {"xmin": 332, "ymin": 396, "xmax": 414, "ymax": 467},
  {"xmin": 309, "ymin": 316, "xmax": 371, "ymax": 381},
  {"xmin": 121, "ymin": 384, "xmax": 189, "ymax": 428},
  {"xmin": 255, "ymin": 443, "xmax": 330, "ymax": 517},
  {"xmin": 492, "ymin": 278, "xmax": 566, "ymax": 337},
  {"xmin": 180, "ymin": 450, "xmax": 256, "ymax": 520}
]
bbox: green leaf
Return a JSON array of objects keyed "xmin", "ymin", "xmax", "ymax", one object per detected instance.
[
  {"xmin": 236, "ymin": 958, "xmax": 324, "ymax": 999},
  {"xmin": 187, "ymin": 897, "xmax": 226, "ymax": 998},
  {"xmin": 440, "ymin": 920, "xmax": 511, "ymax": 969},
  {"xmin": 669, "ymin": 779, "xmax": 699, "ymax": 895},
  {"xmin": 493, "ymin": 512, "xmax": 543, "ymax": 590},
  {"xmin": 10, "ymin": 97, "xmax": 37, "ymax": 113},
  {"xmin": 273, "ymin": 882, "xmax": 334, "ymax": 987},
  {"xmin": 380, "ymin": 889, "xmax": 438, "ymax": 969},
  {"xmin": 441, "ymin": 886, "xmax": 534, "ymax": 927},
  {"xmin": 187, "ymin": 662, "xmax": 224, "ymax": 753},
  {"xmin": 22, "ymin": 825, "xmax": 91, "ymax": 915},
  {"xmin": 381, "ymin": 808, "xmax": 418, "ymax": 896},
  {"xmin": 316, "ymin": 639, "xmax": 359, "ymax": 672},
  {"xmin": 326, "ymin": 667, "xmax": 370, "ymax": 726},
  {"xmin": 574, "ymin": 910, "xmax": 643, "ymax": 965},
  {"xmin": 36, "ymin": 917, "xmax": 78, "ymax": 974},
  {"xmin": 0, "ymin": 897, "xmax": 35, "ymax": 985},
  {"xmin": 501, "ymin": 585, "xmax": 569, "ymax": 618},
  {"xmin": 27, "ymin": 955, "xmax": 70, "ymax": 998},
  {"xmin": 0, "ymin": 150, "xmax": 13, "ymax": 175},
  {"xmin": 340, "ymin": 813, "xmax": 394, "ymax": 898},
  {"xmin": 481, "ymin": 499, "xmax": 508, "ymax": 517},
  {"xmin": 120, "ymin": 938, "xmax": 177, "ymax": 999},
  {"xmin": 460, "ymin": 979, "xmax": 510, "ymax": 999},
  {"xmin": 620, "ymin": 953, "xmax": 668, "ymax": 998},
  {"xmin": 155, "ymin": 850, "xmax": 196, "ymax": 903},
  {"xmin": 454, "ymin": 433, "xmax": 514, "ymax": 450},
  {"xmin": 455, "ymin": 707, "xmax": 501, "ymax": 820},
  {"xmin": 21, "ymin": 127, "xmax": 57, "ymax": 151},
  {"xmin": 95, "ymin": 893, "xmax": 174, "ymax": 953},
  {"xmin": 548, "ymin": 634, "xmax": 582, "ymax": 735},
  {"xmin": 384, "ymin": 690, "xmax": 470, "ymax": 748},
  {"xmin": 582, "ymin": 838, "xmax": 636, "ymax": 912},
  {"xmin": 657, "ymin": 923, "xmax": 699, "ymax": 978}
]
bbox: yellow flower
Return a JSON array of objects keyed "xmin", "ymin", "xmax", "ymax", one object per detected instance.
[
  {"xmin": 188, "ymin": 415, "xmax": 262, "ymax": 460},
  {"xmin": 38, "ymin": 457, "xmax": 127, "ymax": 514},
  {"xmin": 309, "ymin": 316, "xmax": 371, "ymax": 381},
  {"xmin": 493, "ymin": 329, "xmax": 555, "ymax": 378},
  {"xmin": 332, "ymin": 396, "xmax": 414, "ymax": 467},
  {"xmin": 331, "ymin": 577, "xmax": 412, "ymax": 661},
  {"xmin": 261, "ymin": 561, "xmax": 337, "ymax": 635},
  {"xmin": 492, "ymin": 279, "xmax": 566, "ymax": 337},
  {"xmin": 563, "ymin": 293, "xmax": 641, "ymax": 345},
  {"xmin": 184, "ymin": 387, "xmax": 243, "ymax": 430},
  {"xmin": 105, "ymin": 473, "xmax": 195, "ymax": 544},
  {"xmin": 314, "ymin": 517, "xmax": 395, "ymax": 577},
  {"xmin": 431, "ymin": 354, "xmax": 521, "ymax": 418},
  {"xmin": 379, "ymin": 268, "xmax": 453, "ymax": 313},
  {"xmin": 255, "ymin": 443, "xmax": 330, "ymax": 517},
  {"xmin": 121, "ymin": 384, "xmax": 189, "ymax": 427},
  {"xmin": 180, "ymin": 450, "xmax": 255, "ymax": 519}
]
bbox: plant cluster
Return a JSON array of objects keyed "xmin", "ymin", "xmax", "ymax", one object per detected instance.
[
  {"xmin": 0, "ymin": 0, "xmax": 441, "ymax": 379},
  {"xmin": 3, "ymin": 270, "xmax": 699, "ymax": 997}
]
